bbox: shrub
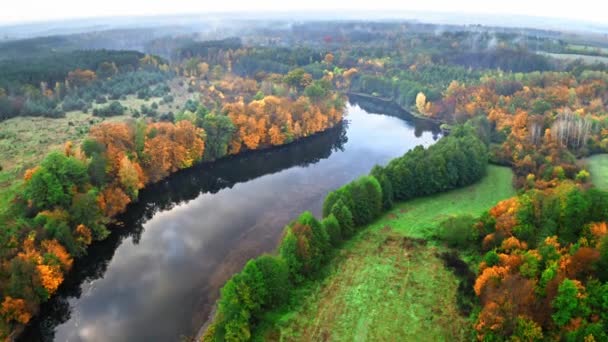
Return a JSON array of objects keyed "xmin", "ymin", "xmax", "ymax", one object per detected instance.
[{"xmin": 438, "ymin": 214, "xmax": 477, "ymax": 249}]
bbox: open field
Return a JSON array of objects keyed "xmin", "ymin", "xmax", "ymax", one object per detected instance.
[
  {"xmin": 257, "ymin": 165, "xmax": 515, "ymax": 341},
  {"xmin": 369, "ymin": 165, "xmax": 516, "ymax": 239},
  {"xmin": 586, "ymin": 154, "xmax": 608, "ymax": 190},
  {"xmin": 0, "ymin": 111, "xmax": 128, "ymax": 184},
  {"xmin": 0, "ymin": 77, "xmax": 195, "ymax": 211},
  {"xmin": 540, "ymin": 52, "xmax": 608, "ymax": 64}
]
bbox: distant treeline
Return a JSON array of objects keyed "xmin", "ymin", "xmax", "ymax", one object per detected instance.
[
  {"xmin": 0, "ymin": 50, "xmax": 147, "ymax": 91},
  {"xmin": 445, "ymin": 48, "xmax": 553, "ymax": 73},
  {"xmin": 203, "ymin": 124, "xmax": 488, "ymax": 340},
  {"xmin": 0, "ymin": 50, "xmax": 170, "ymax": 120},
  {"xmin": 176, "ymin": 37, "xmax": 242, "ymax": 60},
  {"xmin": 349, "ymin": 64, "xmax": 480, "ymax": 109}
]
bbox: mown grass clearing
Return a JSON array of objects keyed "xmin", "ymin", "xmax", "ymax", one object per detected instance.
[
  {"xmin": 586, "ymin": 154, "xmax": 608, "ymax": 190},
  {"xmin": 256, "ymin": 165, "xmax": 515, "ymax": 341},
  {"xmin": 368, "ymin": 164, "xmax": 516, "ymax": 239},
  {"xmin": 540, "ymin": 52, "xmax": 608, "ymax": 64},
  {"xmin": 262, "ymin": 230, "xmax": 470, "ymax": 341}
]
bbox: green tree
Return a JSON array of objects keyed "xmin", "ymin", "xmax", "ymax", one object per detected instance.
[
  {"xmin": 284, "ymin": 68, "xmax": 307, "ymax": 90},
  {"xmin": 87, "ymin": 153, "xmax": 107, "ymax": 187},
  {"xmin": 200, "ymin": 113, "xmax": 235, "ymax": 161},
  {"xmin": 322, "ymin": 214, "xmax": 342, "ymax": 246},
  {"xmin": 484, "ymin": 250, "xmax": 500, "ymax": 267},
  {"xmin": 252, "ymin": 255, "xmax": 290, "ymax": 308},
  {"xmin": 24, "ymin": 152, "xmax": 88, "ymax": 209},
  {"xmin": 560, "ymin": 189, "xmax": 590, "ymax": 244},
  {"xmin": 330, "ymin": 199, "xmax": 354, "ymax": 238},
  {"xmin": 34, "ymin": 212, "xmax": 79, "ymax": 255},
  {"xmin": 370, "ymin": 165, "xmax": 394, "ymax": 210},
  {"xmin": 552, "ymin": 279, "xmax": 582, "ymax": 327},
  {"xmin": 279, "ymin": 228, "xmax": 302, "ymax": 282},
  {"xmin": 70, "ymin": 190, "xmax": 109, "ymax": 241},
  {"xmin": 512, "ymin": 316, "xmax": 543, "ymax": 341}
]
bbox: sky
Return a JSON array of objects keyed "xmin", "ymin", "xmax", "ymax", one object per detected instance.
[{"xmin": 0, "ymin": 0, "xmax": 606, "ymax": 26}]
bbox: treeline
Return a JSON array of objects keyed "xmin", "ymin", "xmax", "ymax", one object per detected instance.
[
  {"xmin": 445, "ymin": 48, "xmax": 553, "ymax": 73},
  {"xmin": 471, "ymin": 183, "xmax": 608, "ymax": 340},
  {"xmin": 349, "ymin": 64, "xmax": 480, "ymax": 109},
  {"xmin": 0, "ymin": 50, "xmax": 146, "ymax": 91},
  {"xmin": 203, "ymin": 124, "xmax": 488, "ymax": 341},
  {"xmin": 0, "ymin": 53, "xmax": 171, "ymax": 121},
  {"xmin": 232, "ymin": 47, "xmax": 326, "ymax": 78},
  {"xmin": 176, "ymin": 38, "xmax": 242, "ymax": 61}
]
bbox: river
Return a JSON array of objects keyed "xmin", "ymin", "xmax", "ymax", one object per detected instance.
[{"xmin": 20, "ymin": 97, "xmax": 441, "ymax": 341}]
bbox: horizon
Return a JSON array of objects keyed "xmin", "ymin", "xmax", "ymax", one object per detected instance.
[{"xmin": 1, "ymin": 0, "xmax": 606, "ymax": 27}]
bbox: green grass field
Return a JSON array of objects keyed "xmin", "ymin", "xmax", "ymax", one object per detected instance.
[
  {"xmin": 369, "ymin": 165, "xmax": 515, "ymax": 239},
  {"xmin": 257, "ymin": 165, "xmax": 515, "ymax": 341},
  {"xmin": 586, "ymin": 154, "xmax": 608, "ymax": 190}
]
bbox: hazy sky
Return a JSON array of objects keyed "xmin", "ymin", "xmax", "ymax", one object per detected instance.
[{"xmin": 0, "ymin": 0, "xmax": 606, "ymax": 25}]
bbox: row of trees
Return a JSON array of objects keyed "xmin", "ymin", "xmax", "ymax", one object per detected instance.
[{"xmin": 204, "ymin": 125, "xmax": 488, "ymax": 341}]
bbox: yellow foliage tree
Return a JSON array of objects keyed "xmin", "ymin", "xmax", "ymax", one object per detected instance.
[{"xmin": 416, "ymin": 92, "xmax": 427, "ymax": 115}]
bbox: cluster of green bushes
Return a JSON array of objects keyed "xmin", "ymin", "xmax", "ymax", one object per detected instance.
[
  {"xmin": 204, "ymin": 124, "xmax": 488, "ymax": 341},
  {"xmin": 92, "ymin": 101, "xmax": 125, "ymax": 117},
  {"xmin": 85, "ymin": 70, "xmax": 171, "ymax": 101}
]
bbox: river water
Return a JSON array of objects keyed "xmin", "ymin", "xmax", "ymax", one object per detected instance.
[{"xmin": 21, "ymin": 97, "xmax": 441, "ymax": 341}]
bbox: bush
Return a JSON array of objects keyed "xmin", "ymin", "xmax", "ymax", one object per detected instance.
[
  {"xmin": 62, "ymin": 95, "xmax": 87, "ymax": 112},
  {"xmin": 95, "ymin": 95, "xmax": 107, "ymax": 104},
  {"xmin": 322, "ymin": 175, "xmax": 382, "ymax": 227},
  {"xmin": 438, "ymin": 214, "xmax": 477, "ymax": 249},
  {"xmin": 92, "ymin": 101, "xmax": 124, "ymax": 117}
]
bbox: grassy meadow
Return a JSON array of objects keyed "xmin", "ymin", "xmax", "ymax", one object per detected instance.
[
  {"xmin": 586, "ymin": 154, "xmax": 608, "ymax": 190},
  {"xmin": 256, "ymin": 165, "xmax": 515, "ymax": 341},
  {"xmin": 0, "ymin": 78, "xmax": 195, "ymax": 216}
]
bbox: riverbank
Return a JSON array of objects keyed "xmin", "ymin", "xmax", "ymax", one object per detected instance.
[
  {"xmin": 347, "ymin": 92, "xmax": 445, "ymax": 124},
  {"xmin": 252, "ymin": 165, "xmax": 515, "ymax": 340},
  {"xmin": 21, "ymin": 102, "xmax": 442, "ymax": 341},
  {"xmin": 11, "ymin": 101, "xmax": 347, "ymax": 340}
]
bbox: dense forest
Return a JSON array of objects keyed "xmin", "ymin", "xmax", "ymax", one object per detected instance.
[{"xmin": 1, "ymin": 18, "xmax": 608, "ymax": 341}]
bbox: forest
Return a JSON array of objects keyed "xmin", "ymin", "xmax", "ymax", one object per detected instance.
[
  {"xmin": 0, "ymin": 34, "xmax": 345, "ymax": 338},
  {"xmin": 0, "ymin": 16, "xmax": 608, "ymax": 342}
]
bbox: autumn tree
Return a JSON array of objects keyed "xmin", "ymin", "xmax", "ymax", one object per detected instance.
[{"xmin": 66, "ymin": 69, "xmax": 96, "ymax": 88}]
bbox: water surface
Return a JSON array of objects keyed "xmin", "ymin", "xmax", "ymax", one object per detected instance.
[{"xmin": 22, "ymin": 99, "xmax": 440, "ymax": 341}]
